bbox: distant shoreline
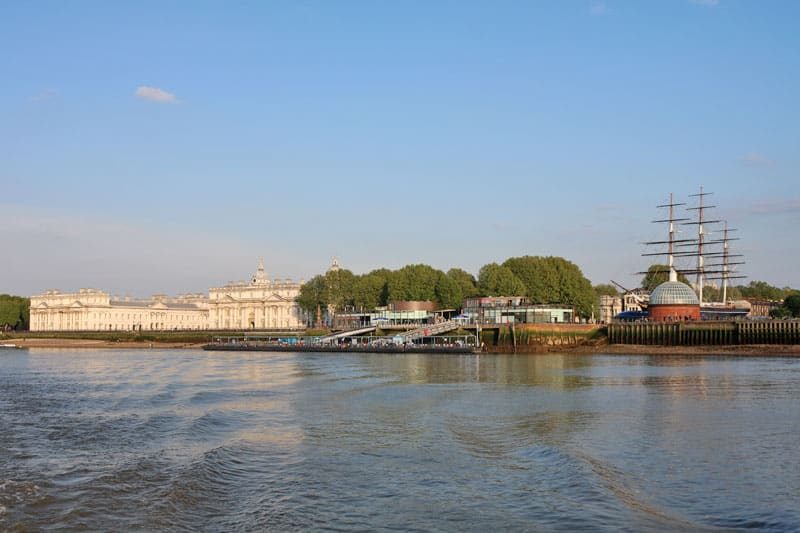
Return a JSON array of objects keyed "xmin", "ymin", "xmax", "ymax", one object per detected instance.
[{"xmin": 4, "ymin": 337, "xmax": 799, "ymax": 356}]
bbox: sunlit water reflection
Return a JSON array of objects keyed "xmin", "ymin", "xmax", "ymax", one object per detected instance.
[{"xmin": 1, "ymin": 350, "xmax": 798, "ymax": 530}]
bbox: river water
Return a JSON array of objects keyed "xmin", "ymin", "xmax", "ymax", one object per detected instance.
[{"xmin": 1, "ymin": 349, "xmax": 798, "ymax": 531}]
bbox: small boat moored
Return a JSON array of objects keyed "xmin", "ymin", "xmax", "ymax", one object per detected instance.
[{"xmin": 1, "ymin": 343, "xmax": 27, "ymax": 350}]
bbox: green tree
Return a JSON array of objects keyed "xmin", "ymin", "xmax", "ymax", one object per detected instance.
[
  {"xmin": 0, "ymin": 294, "xmax": 30, "ymax": 330},
  {"xmin": 351, "ymin": 269, "xmax": 393, "ymax": 311},
  {"xmin": 703, "ymin": 285, "xmax": 720, "ymax": 302},
  {"xmin": 477, "ymin": 263, "xmax": 526, "ymax": 296},
  {"xmin": 770, "ymin": 306, "xmax": 792, "ymax": 319},
  {"xmin": 641, "ymin": 264, "xmax": 690, "ymax": 292},
  {"xmin": 502, "ymin": 256, "xmax": 558, "ymax": 303},
  {"xmin": 447, "ymin": 268, "xmax": 479, "ymax": 299},
  {"xmin": 736, "ymin": 280, "xmax": 785, "ymax": 301},
  {"xmin": 694, "ymin": 284, "xmax": 743, "ymax": 302},
  {"xmin": 725, "ymin": 285, "xmax": 743, "ymax": 300},
  {"xmin": 387, "ymin": 264, "xmax": 441, "ymax": 302},
  {"xmin": 782, "ymin": 293, "xmax": 800, "ymax": 317},
  {"xmin": 593, "ymin": 284, "xmax": 619, "ymax": 297},
  {"xmin": 434, "ymin": 274, "xmax": 463, "ymax": 309},
  {"xmin": 297, "ymin": 275, "xmax": 328, "ymax": 316},
  {"xmin": 324, "ymin": 268, "xmax": 357, "ymax": 312},
  {"xmin": 502, "ymin": 256, "xmax": 596, "ymax": 318}
]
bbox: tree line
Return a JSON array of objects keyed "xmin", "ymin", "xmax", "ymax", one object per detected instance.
[
  {"xmin": 297, "ymin": 256, "xmax": 598, "ymax": 318},
  {"xmin": 298, "ymin": 258, "xmax": 800, "ymax": 321},
  {"xmin": 771, "ymin": 294, "xmax": 800, "ymax": 318}
]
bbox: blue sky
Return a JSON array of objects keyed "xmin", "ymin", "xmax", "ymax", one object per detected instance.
[{"xmin": 2, "ymin": 0, "xmax": 798, "ymax": 296}]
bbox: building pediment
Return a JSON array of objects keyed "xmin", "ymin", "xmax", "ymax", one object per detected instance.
[
  {"xmin": 70, "ymin": 301, "xmax": 84, "ymax": 308},
  {"xmin": 34, "ymin": 302, "xmax": 49, "ymax": 309},
  {"xmin": 150, "ymin": 302, "xmax": 168, "ymax": 309}
]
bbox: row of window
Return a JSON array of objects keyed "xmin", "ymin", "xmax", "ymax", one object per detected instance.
[
  {"xmin": 32, "ymin": 322, "xmax": 205, "ymax": 331},
  {"xmin": 216, "ymin": 307, "xmax": 301, "ymax": 317}
]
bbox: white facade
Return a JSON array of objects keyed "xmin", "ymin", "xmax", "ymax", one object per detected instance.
[
  {"xmin": 29, "ymin": 289, "xmax": 208, "ymax": 332},
  {"xmin": 624, "ymin": 290, "xmax": 649, "ymax": 312},
  {"xmin": 29, "ymin": 260, "xmax": 308, "ymax": 332},
  {"xmin": 208, "ymin": 261, "xmax": 307, "ymax": 330},
  {"xmin": 599, "ymin": 295, "xmax": 623, "ymax": 323}
]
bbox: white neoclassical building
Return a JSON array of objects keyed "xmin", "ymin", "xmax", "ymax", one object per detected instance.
[
  {"xmin": 29, "ymin": 260, "xmax": 309, "ymax": 332},
  {"xmin": 208, "ymin": 261, "xmax": 307, "ymax": 330},
  {"xmin": 29, "ymin": 289, "xmax": 209, "ymax": 332}
]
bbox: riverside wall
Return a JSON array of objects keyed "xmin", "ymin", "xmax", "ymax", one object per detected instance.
[
  {"xmin": 608, "ymin": 320, "xmax": 800, "ymax": 346},
  {"xmin": 488, "ymin": 323, "xmax": 602, "ymax": 351}
]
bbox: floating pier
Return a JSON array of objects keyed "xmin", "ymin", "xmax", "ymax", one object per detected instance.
[{"xmin": 203, "ymin": 328, "xmax": 480, "ymax": 353}]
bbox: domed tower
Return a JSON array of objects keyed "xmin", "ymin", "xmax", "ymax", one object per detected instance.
[
  {"xmin": 252, "ymin": 259, "xmax": 269, "ymax": 286},
  {"xmin": 648, "ymin": 278, "xmax": 700, "ymax": 321}
]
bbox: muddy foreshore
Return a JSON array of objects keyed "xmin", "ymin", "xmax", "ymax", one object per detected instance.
[
  {"xmin": 487, "ymin": 343, "xmax": 800, "ymax": 357},
  {"xmin": 3, "ymin": 337, "xmax": 799, "ymax": 356},
  {"xmin": 3, "ymin": 338, "xmax": 206, "ymax": 349}
]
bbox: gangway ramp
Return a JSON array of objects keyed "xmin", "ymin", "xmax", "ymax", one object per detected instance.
[
  {"xmin": 394, "ymin": 321, "xmax": 460, "ymax": 342},
  {"xmin": 319, "ymin": 326, "xmax": 376, "ymax": 344}
]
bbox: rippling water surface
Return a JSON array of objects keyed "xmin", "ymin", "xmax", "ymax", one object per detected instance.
[{"xmin": 1, "ymin": 349, "xmax": 799, "ymax": 531}]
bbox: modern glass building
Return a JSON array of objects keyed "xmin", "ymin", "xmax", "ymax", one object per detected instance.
[{"xmin": 461, "ymin": 297, "xmax": 574, "ymax": 324}]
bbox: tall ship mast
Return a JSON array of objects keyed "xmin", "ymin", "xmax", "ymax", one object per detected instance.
[
  {"xmin": 679, "ymin": 186, "xmax": 721, "ymax": 304},
  {"xmin": 638, "ymin": 190, "xmax": 748, "ymax": 321},
  {"xmin": 638, "ymin": 193, "xmax": 702, "ymax": 322},
  {"xmin": 641, "ymin": 192, "xmax": 693, "ymax": 282},
  {"xmin": 672, "ymin": 188, "xmax": 747, "ymax": 306},
  {"xmin": 702, "ymin": 221, "xmax": 747, "ymax": 305}
]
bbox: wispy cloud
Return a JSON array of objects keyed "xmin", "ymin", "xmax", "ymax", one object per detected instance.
[
  {"xmin": 135, "ymin": 85, "xmax": 177, "ymax": 103},
  {"xmin": 29, "ymin": 89, "xmax": 58, "ymax": 102},
  {"xmin": 690, "ymin": 0, "xmax": 719, "ymax": 6},
  {"xmin": 589, "ymin": 2, "xmax": 608, "ymax": 15},
  {"xmin": 737, "ymin": 152, "xmax": 772, "ymax": 166}
]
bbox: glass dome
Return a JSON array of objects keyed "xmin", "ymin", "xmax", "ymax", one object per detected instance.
[{"xmin": 649, "ymin": 281, "xmax": 699, "ymax": 306}]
